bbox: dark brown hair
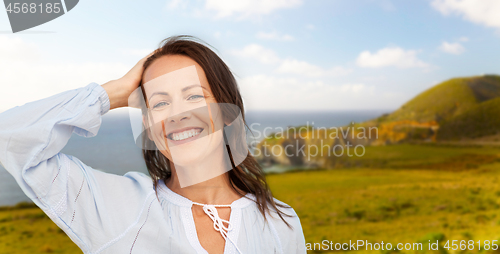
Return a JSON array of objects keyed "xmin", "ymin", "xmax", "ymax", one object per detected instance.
[{"xmin": 139, "ymin": 35, "xmax": 293, "ymax": 227}]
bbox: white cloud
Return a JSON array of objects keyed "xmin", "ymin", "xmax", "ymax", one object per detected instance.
[
  {"xmin": 356, "ymin": 47, "xmax": 428, "ymax": 69},
  {"xmin": 431, "ymin": 0, "xmax": 500, "ymax": 29},
  {"xmin": 459, "ymin": 36, "xmax": 469, "ymax": 42},
  {"xmin": 305, "ymin": 24, "xmax": 316, "ymax": 30},
  {"xmin": 230, "ymin": 44, "xmax": 352, "ymax": 77},
  {"xmin": 119, "ymin": 48, "xmax": 154, "ymax": 57},
  {"xmin": 340, "ymin": 84, "xmax": 371, "ymax": 93},
  {"xmin": 439, "ymin": 41, "xmax": 465, "ymax": 54},
  {"xmin": 361, "ymin": 75, "xmax": 387, "ymax": 82},
  {"xmin": 0, "ymin": 36, "xmax": 41, "ymax": 62},
  {"xmin": 165, "ymin": 0, "xmax": 185, "ymax": 9},
  {"xmin": 238, "ymin": 75, "xmax": 375, "ymax": 110},
  {"xmin": 276, "ymin": 59, "xmax": 352, "ymax": 77},
  {"xmin": 212, "ymin": 30, "xmax": 236, "ymax": 39},
  {"xmin": 0, "ymin": 36, "xmax": 129, "ymax": 112},
  {"xmin": 203, "ymin": 0, "xmax": 302, "ymax": 19},
  {"xmin": 229, "ymin": 44, "xmax": 352, "ymax": 77},
  {"xmin": 170, "ymin": 0, "xmax": 304, "ymax": 19},
  {"xmin": 229, "ymin": 44, "xmax": 281, "ymax": 64},
  {"xmin": 256, "ymin": 31, "xmax": 294, "ymax": 41},
  {"xmin": 238, "ymin": 75, "xmax": 302, "ymax": 110}
]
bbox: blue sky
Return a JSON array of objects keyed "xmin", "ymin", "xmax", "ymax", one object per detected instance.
[{"xmin": 0, "ymin": 0, "xmax": 499, "ymax": 112}]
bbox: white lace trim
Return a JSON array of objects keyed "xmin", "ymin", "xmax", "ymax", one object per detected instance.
[{"xmin": 52, "ymin": 155, "xmax": 71, "ymax": 217}]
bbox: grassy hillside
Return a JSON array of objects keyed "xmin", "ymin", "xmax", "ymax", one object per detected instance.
[
  {"xmin": 438, "ymin": 97, "xmax": 500, "ymax": 140},
  {"xmin": 379, "ymin": 75, "xmax": 500, "ymax": 124},
  {"xmin": 353, "ymin": 74, "xmax": 500, "ymax": 144}
]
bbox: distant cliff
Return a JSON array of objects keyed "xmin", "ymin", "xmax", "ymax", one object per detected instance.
[{"xmin": 255, "ymin": 74, "xmax": 500, "ymax": 168}]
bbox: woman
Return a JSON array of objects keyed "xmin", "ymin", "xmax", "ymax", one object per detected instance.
[{"xmin": 0, "ymin": 35, "xmax": 306, "ymax": 254}]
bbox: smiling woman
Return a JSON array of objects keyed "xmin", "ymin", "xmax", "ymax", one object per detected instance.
[{"xmin": 0, "ymin": 35, "xmax": 306, "ymax": 254}]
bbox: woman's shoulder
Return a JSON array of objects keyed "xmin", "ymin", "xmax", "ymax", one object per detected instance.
[
  {"xmin": 120, "ymin": 171, "xmax": 155, "ymax": 193},
  {"xmin": 269, "ymin": 197, "xmax": 301, "ymax": 228},
  {"xmin": 123, "ymin": 171, "xmax": 154, "ymax": 186},
  {"xmin": 242, "ymin": 194, "xmax": 300, "ymax": 225},
  {"xmin": 267, "ymin": 197, "xmax": 307, "ymax": 253}
]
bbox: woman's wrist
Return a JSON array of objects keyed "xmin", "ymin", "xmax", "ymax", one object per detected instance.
[{"xmin": 102, "ymin": 79, "xmax": 129, "ymax": 110}]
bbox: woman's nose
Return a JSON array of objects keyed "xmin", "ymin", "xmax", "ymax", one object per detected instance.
[
  {"xmin": 168, "ymin": 111, "xmax": 190, "ymax": 123},
  {"xmin": 167, "ymin": 102, "xmax": 193, "ymax": 123}
]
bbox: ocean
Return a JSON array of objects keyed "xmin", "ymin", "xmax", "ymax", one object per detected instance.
[{"xmin": 0, "ymin": 109, "xmax": 387, "ymax": 206}]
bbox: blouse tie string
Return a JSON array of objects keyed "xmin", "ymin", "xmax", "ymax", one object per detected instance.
[
  {"xmin": 202, "ymin": 204, "xmax": 232, "ymax": 239},
  {"xmin": 192, "ymin": 202, "xmax": 243, "ymax": 254}
]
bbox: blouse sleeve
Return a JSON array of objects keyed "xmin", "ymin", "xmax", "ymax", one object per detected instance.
[
  {"xmin": 282, "ymin": 208, "xmax": 307, "ymax": 253},
  {"xmin": 0, "ymin": 83, "xmax": 156, "ymax": 253},
  {"xmin": 270, "ymin": 199, "xmax": 307, "ymax": 254}
]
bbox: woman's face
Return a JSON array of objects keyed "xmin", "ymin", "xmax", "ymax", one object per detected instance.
[{"xmin": 141, "ymin": 55, "xmax": 225, "ymax": 169}]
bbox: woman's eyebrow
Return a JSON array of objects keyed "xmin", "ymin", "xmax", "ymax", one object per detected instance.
[
  {"xmin": 149, "ymin": 91, "xmax": 169, "ymax": 101},
  {"xmin": 182, "ymin": 84, "xmax": 208, "ymax": 92}
]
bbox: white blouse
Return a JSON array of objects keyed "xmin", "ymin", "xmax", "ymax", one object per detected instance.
[{"xmin": 0, "ymin": 82, "xmax": 307, "ymax": 254}]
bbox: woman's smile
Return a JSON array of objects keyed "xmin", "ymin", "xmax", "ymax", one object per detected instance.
[
  {"xmin": 169, "ymin": 127, "xmax": 203, "ymax": 141},
  {"xmin": 165, "ymin": 126, "xmax": 205, "ymax": 145}
]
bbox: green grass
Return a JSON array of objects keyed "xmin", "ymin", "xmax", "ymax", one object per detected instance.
[
  {"xmin": 2, "ymin": 144, "xmax": 500, "ymax": 253},
  {"xmin": 0, "ymin": 206, "xmax": 81, "ymax": 253},
  {"xmin": 328, "ymin": 143, "xmax": 500, "ymax": 169},
  {"xmin": 269, "ymin": 167, "xmax": 500, "ymax": 253}
]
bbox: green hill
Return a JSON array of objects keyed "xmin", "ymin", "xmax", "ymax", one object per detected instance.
[
  {"xmin": 437, "ymin": 96, "xmax": 500, "ymax": 140},
  {"xmin": 379, "ymin": 74, "xmax": 500, "ymax": 124}
]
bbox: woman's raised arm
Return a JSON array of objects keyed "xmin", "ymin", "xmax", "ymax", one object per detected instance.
[{"xmin": 0, "ymin": 54, "xmax": 157, "ymax": 253}]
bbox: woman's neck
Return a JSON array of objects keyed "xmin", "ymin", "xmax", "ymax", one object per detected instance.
[{"xmin": 165, "ymin": 170, "xmax": 245, "ymax": 205}]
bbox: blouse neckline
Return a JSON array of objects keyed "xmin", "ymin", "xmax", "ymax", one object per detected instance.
[
  {"xmin": 156, "ymin": 179, "xmax": 254, "ymax": 209},
  {"xmin": 156, "ymin": 179, "xmax": 253, "ymax": 254}
]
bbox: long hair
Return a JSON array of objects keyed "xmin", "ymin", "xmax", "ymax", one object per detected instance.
[{"xmin": 139, "ymin": 35, "xmax": 292, "ymax": 227}]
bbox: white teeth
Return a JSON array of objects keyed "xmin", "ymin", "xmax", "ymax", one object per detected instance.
[{"xmin": 171, "ymin": 129, "xmax": 201, "ymax": 141}]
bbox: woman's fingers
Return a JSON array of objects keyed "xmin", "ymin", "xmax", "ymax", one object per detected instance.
[
  {"xmin": 124, "ymin": 51, "xmax": 155, "ymax": 85},
  {"xmin": 103, "ymin": 51, "xmax": 156, "ymax": 110}
]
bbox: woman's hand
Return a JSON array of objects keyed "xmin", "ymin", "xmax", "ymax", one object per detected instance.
[{"xmin": 102, "ymin": 52, "xmax": 154, "ymax": 110}]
